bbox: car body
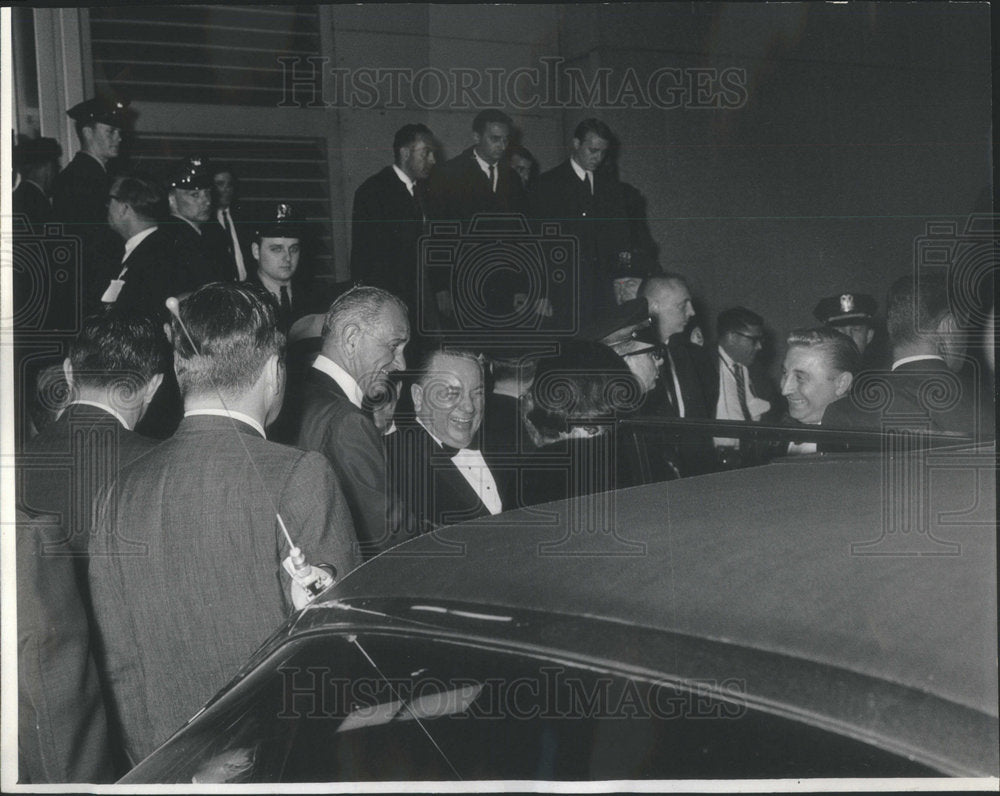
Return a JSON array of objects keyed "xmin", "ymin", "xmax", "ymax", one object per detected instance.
[{"xmin": 122, "ymin": 444, "xmax": 998, "ymax": 783}]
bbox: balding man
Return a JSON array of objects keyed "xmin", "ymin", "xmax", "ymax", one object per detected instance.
[{"xmin": 296, "ymin": 286, "xmax": 410, "ymax": 555}]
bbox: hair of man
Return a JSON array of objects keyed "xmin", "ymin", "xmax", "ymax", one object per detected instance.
[
  {"xmin": 69, "ymin": 309, "xmax": 167, "ymax": 389},
  {"xmin": 472, "ymin": 109, "xmax": 513, "ymax": 135},
  {"xmin": 785, "ymin": 326, "xmax": 861, "ymax": 375},
  {"xmin": 111, "ymin": 174, "xmax": 165, "ymax": 223},
  {"xmin": 172, "ymin": 282, "xmax": 285, "ymax": 398},
  {"xmin": 718, "ymin": 306, "xmax": 765, "ymax": 338}
]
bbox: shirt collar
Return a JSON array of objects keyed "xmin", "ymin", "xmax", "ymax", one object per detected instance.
[
  {"xmin": 62, "ymin": 399, "xmax": 130, "ymax": 429},
  {"xmin": 569, "ymin": 157, "xmax": 589, "ymax": 182},
  {"xmin": 123, "ymin": 226, "xmax": 158, "ymax": 262},
  {"xmin": 892, "ymin": 354, "xmax": 946, "ymax": 371},
  {"xmin": 313, "ymin": 354, "xmax": 364, "ymax": 409},
  {"xmin": 392, "ymin": 164, "xmax": 416, "ymax": 196},
  {"xmin": 473, "ymin": 149, "xmax": 494, "ymax": 176},
  {"xmin": 183, "ymin": 408, "xmax": 266, "ymax": 438},
  {"xmin": 718, "ymin": 345, "xmax": 738, "ymax": 369},
  {"xmin": 172, "ymin": 213, "xmax": 202, "ymax": 234}
]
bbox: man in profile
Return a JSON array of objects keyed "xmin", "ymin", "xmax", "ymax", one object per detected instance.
[
  {"xmin": 296, "ymin": 286, "xmax": 410, "ymax": 555},
  {"xmin": 387, "ymin": 350, "xmax": 504, "ymax": 534},
  {"xmin": 822, "ymin": 271, "xmax": 979, "ymax": 441},
  {"xmin": 89, "ymin": 283, "xmax": 359, "ymax": 765}
]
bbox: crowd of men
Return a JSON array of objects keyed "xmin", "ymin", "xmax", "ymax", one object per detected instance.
[{"xmin": 12, "ymin": 95, "xmax": 995, "ymax": 783}]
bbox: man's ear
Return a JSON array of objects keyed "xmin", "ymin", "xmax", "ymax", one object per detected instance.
[
  {"xmin": 341, "ymin": 322, "xmax": 361, "ymax": 356},
  {"xmin": 62, "ymin": 357, "xmax": 74, "ymax": 388},
  {"xmin": 834, "ymin": 370, "xmax": 854, "ymax": 398},
  {"xmin": 865, "ymin": 327, "xmax": 875, "ymax": 345},
  {"xmin": 251, "ymin": 241, "xmax": 260, "ymax": 263},
  {"xmin": 411, "ymin": 382, "xmax": 423, "ymax": 412},
  {"xmin": 167, "ymin": 192, "xmax": 178, "ymax": 215},
  {"xmin": 936, "ymin": 312, "xmax": 958, "ymax": 336},
  {"xmin": 143, "ymin": 373, "xmax": 165, "ymax": 407}
]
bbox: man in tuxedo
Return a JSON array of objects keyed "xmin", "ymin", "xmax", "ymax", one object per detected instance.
[
  {"xmin": 427, "ymin": 110, "xmax": 525, "ymax": 323},
  {"xmin": 822, "ymin": 271, "xmax": 980, "ymax": 444},
  {"xmin": 351, "ymin": 123, "xmax": 438, "ymax": 336},
  {"xmin": 296, "ymin": 286, "xmax": 410, "ymax": 556},
  {"xmin": 102, "ymin": 174, "xmax": 179, "ymax": 320},
  {"xmin": 13, "ymin": 135, "xmax": 61, "ymax": 228},
  {"xmin": 89, "ymin": 283, "xmax": 360, "ymax": 765},
  {"xmin": 529, "ymin": 118, "xmax": 632, "ymax": 328},
  {"xmin": 161, "ymin": 157, "xmax": 234, "ymax": 289},
  {"xmin": 388, "ymin": 350, "xmax": 504, "ymax": 534},
  {"xmin": 52, "ymin": 96, "xmax": 131, "ymax": 314},
  {"xmin": 212, "ymin": 164, "xmax": 251, "ymax": 281},
  {"xmin": 641, "ymin": 274, "xmax": 717, "ymax": 475}
]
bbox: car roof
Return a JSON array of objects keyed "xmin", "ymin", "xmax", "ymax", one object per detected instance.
[{"xmin": 322, "ymin": 447, "xmax": 997, "ymax": 717}]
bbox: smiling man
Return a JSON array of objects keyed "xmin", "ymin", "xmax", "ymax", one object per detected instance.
[
  {"xmin": 297, "ymin": 286, "xmax": 410, "ymax": 556},
  {"xmin": 387, "ymin": 349, "xmax": 503, "ymax": 535}
]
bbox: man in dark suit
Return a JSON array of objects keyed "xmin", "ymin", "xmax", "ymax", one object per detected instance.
[
  {"xmin": 102, "ymin": 174, "xmax": 179, "ymax": 321},
  {"xmin": 13, "ymin": 135, "xmax": 61, "ymax": 229},
  {"xmin": 17, "ymin": 310, "xmax": 165, "ymax": 780},
  {"xmin": 17, "ymin": 508, "xmax": 115, "ymax": 784},
  {"xmin": 387, "ymin": 350, "xmax": 504, "ymax": 534},
  {"xmin": 822, "ymin": 272, "xmax": 980, "ymax": 445},
  {"xmin": 427, "ymin": 110, "xmax": 525, "ymax": 322},
  {"xmin": 351, "ymin": 123, "xmax": 438, "ymax": 336},
  {"xmin": 529, "ymin": 118, "xmax": 632, "ymax": 329},
  {"xmin": 296, "ymin": 286, "xmax": 410, "ymax": 556},
  {"xmin": 88, "ymin": 283, "xmax": 360, "ymax": 766},
  {"xmin": 640, "ymin": 274, "xmax": 718, "ymax": 475},
  {"xmin": 161, "ymin": 157, "xmax": 234, "ymax": 289},
  {"xmin": 52, "ymin": 96, "xmax": 131, "ymax": 312},
  {"xmin": 211, "ymin": 164, "xmax": 251, "ymax": 281}
]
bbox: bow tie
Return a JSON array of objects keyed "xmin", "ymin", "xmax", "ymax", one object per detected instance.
[{"xmin": 439, "ymin": 433, "xmax": 481, "ymax": 457}]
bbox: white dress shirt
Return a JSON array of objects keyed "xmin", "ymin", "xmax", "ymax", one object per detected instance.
[
  {"xmin": 312, "ymin": 355, "xmax": 365, "ymax": 410},
  {"xmin": 417, "ymin": 418, "xmax": 502, "ymax": 515}
]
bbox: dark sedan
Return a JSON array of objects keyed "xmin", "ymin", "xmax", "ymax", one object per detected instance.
[{"xmin": 122, "ymin": 444, "xmax": 997, "ymax": 783}]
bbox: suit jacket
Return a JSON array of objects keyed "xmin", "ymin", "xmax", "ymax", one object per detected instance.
[
  {"xmin": 110, "ymin": 227, "xmax": 180, "ymax": 321},
  {"xmin": 51, "ymin": 153, "xmax": 123, "ymax": 314},
  {"xmin": 19, "ymin": 404, "xmax": 159, "ymax": 562},
  {"xmin": 428, "ymin": 147, "xmax": 526, "ymax": 224},
  {"xmin": 16, "ymin": 508, "xmax": 115, "ymax": 784},
  {"xmin": 821, "ymin": 358, "xmax": 978, "ymax": 450},
  {"xmin": 350, "ymin": 166, "xmax": 428, "ymax": 312},
  {"xmin": 88, "ymin": 415, "xmax": 360, "ymax": 764},
  {"xmin": 13, "ymin": 180, "xmax": 51, "ymax": 230},
  {"xmin": 296, "ymin": 368, "xmax": 396, "ymax": 556},
  {"xmin": 159, "ymin": 216, "xmax": 230, "ymax": 293},
  {"xmin": 386, "ymin": 421, "xmax": 501, "ymax": 534},
  {"xmin": 528, "ymin": 159, "xmax": 631, "ymax": 323}
]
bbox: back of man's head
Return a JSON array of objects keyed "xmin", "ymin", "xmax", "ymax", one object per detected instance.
[
  {"xmin": 69, "ymin": 309, "xmax": 167, "ymax": 390},
  {"xmin": 886, "ymin": 271, "xmax": 955, "ymax": 351},
  {"xmin": 112, "ymin": 174, "xmax": 165, "ymax": 224},
  {"xmin": 718, "ymin": 306, "xmax": 764, "ymax": 338},
  {"xmin": 173, "ymin": 282, "xmax": 284, "ymax": 399}
]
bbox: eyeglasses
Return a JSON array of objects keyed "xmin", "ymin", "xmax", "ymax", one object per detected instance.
[
  {"xmin": 619, "ymin": 345, "xmax": 664, "ymax": 359},
  {"xmin": 733, "ymin": 331, "xmax": 764, "ymax": 344}
]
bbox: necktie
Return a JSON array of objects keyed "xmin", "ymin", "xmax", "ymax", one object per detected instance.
[
  {"xmin": 734, "ymin": 364, "xmax": 751, "ymax": 421},
  {"xmin": 221, "ymin": 209, "xmax": 247, "ymax": 280},
  {"xmin": 488, "ymin": 164, "xmax": 495, "ymax": 192},
  {"xmin": 279, "ymin": 285, "xmax": 292, "ymax": 322},
  {"xmin": 660, "ymin": 355, "xmax": 679, "ymax": 415},
  {"xmin": 585, "ymin": 171, "xmax": 593, "ymax": 195}
]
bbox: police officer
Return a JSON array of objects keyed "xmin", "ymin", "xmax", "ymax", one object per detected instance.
[
  {"xmin": 250, "ymin": 203, "xmax": 308, "ymax": 335},
  {"xmin": 162, "ymin": 157, "xmax": 234, "ymax": 293},
  {"xmin": 52, "ymin": 96, "xmax": 131, "ymax": 313},
  {"xmin": 813, "ymin": 292, "xmax": 882, "ymax": 366}
]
